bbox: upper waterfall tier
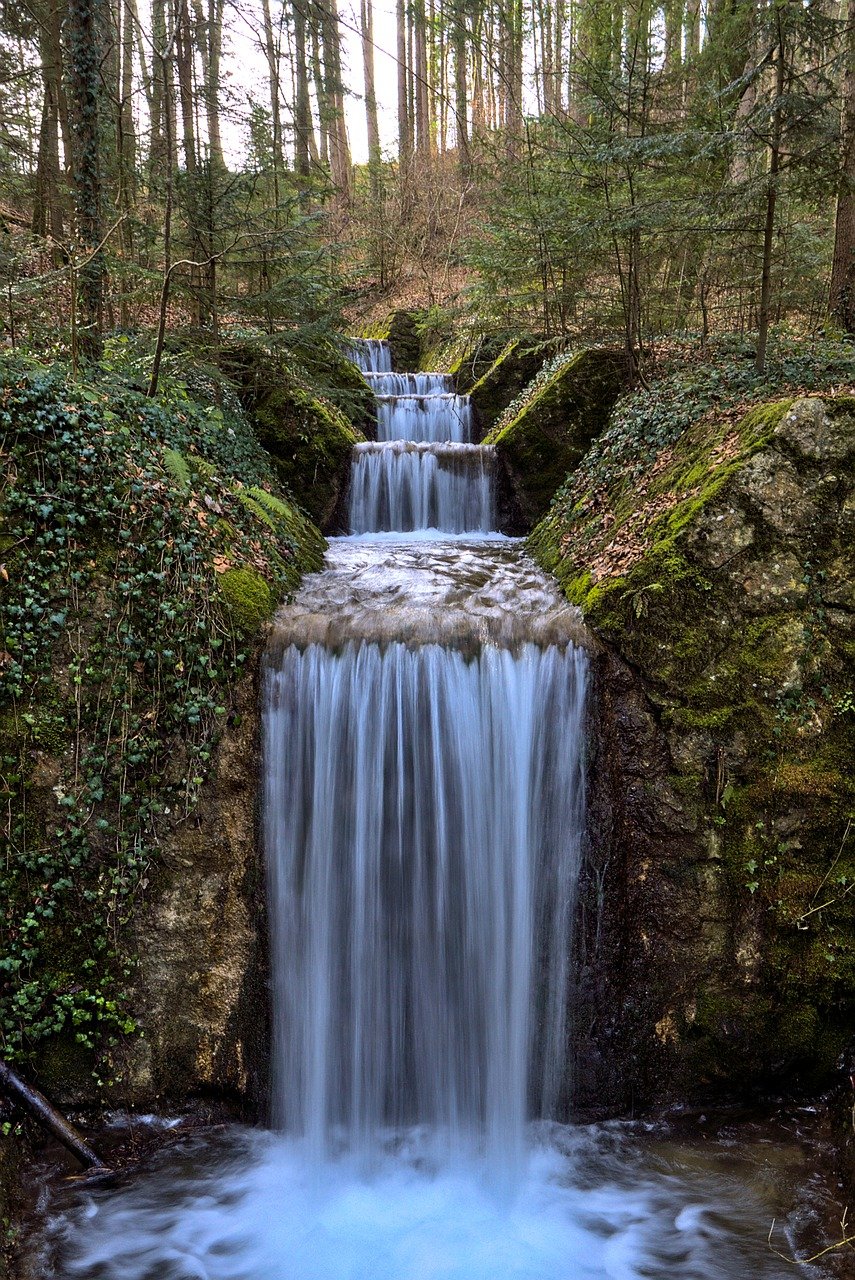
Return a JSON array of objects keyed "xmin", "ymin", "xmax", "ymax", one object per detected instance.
[
  {"xmin": 364, "ymin": 371, "xmax": 453, "ymax": 396},
  {"xmin": 348, "ymin": 441, "xmax": 495, "ymax": 535},
  {"xmin": 348, "ymin": 337, "xmax": 392, "ymax": 374}
]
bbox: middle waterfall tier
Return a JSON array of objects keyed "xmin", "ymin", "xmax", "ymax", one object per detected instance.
[
  {"xmin": 348, "ymin": 441, "xmax": 496, "ymax": 534},
  {"xmin": 375, "ymin": 392, "xmax": 474, "ymax": 443}
]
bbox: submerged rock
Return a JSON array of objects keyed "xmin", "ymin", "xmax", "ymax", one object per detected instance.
[{"xmin": 531, "ymin": 394, "xmax": 855, "ymax": 1110}]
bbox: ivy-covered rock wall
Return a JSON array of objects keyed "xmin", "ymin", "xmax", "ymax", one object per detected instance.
[
  {"xmin": 531, "ymin": 388, "xmax": 855, "ymax": 1108},
  {"xmin": 0, "ymin": 348, "xmax": 325, "ymax": 1115}
]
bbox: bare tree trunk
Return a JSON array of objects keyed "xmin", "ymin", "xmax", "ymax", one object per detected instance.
[
  {"xmin": 360, "ymin": 0, "xmax": 382, "ymax": 197},
  {"xmin": 452, "ymin": 0, "xmax": 470, "ymax": 169},
  {"xmin": 413, "ymin": 0, "xmax": 431, "ymax": 156},
  {"xmin": 291, "ymin": 0, "xmax": 315, "ymax": 178},
  {"xmin": 396, "ymin": 0, "xmax": 412, "ymax": 185},
  {"xmin": 65, "ymin": 0, "xmax": 106, "ymax": 360},
  {"xmin": 191, "ymin": 0, "xmax": 226, "ymax": 166},
  {"xmin": 261, "ymin": 0, "xmax": 286, "ymax": 173},
  {"xmin": 319, "ymin": 0, "xmax": 351, "ymax": 199},
  {"xmin": 830, "ymin": 4, "xmax": 855, "ymax": 331}
]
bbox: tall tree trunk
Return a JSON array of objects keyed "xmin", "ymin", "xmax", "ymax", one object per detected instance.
[
  {"xmin": 32, "ymin": 6, "xmax": 67, "ymax": 244},
  {"xmin": 176, "ymin": 2, "xmax": 198, "ymax": 173},
  {"xmin": 261, "ymin": 0, "xmax": 286, "ymax": 174},
  {"xmin": 413, "ymin": 0, "xmax": 431, "ymax": 156},
  {"xmin": 65, "ymin": 0, "xmax": 106, "ymax": 360},
  {"xmin": 360, "ymin": 0, "xmax": 382, "ymax": 199},
  {"xmin": 320, "ymin": 0, "xmax": 351, "ymax": 199},
  {"xmin": 452, "ymin": 0, "xmax": 470, "ymax": 169},
  {"xmin": 191, "ymin": 0, "xmax": 226, "ymax": 166},
  {"xmin": 309, "ymin": 3, "xmax": 329, "ymax": 166},
  {"xmin": 829, "ymin": 2, "xmax": 855, "ymax": 331},
  {"xmin": 396, "ymin": 0, "xmax": 412, "ymax": 172},
  {"xmin": 756, "ymin": 22, "xmax": 786, "ymax": 373},
  {"xmin": 292, "ymin": 0, "xmax": 315, "ymax": 179}
]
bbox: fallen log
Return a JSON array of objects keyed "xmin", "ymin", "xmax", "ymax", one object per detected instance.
[{"xmin": 0, "ymin": 1059, "xmax": 105, "ymax": 1169}]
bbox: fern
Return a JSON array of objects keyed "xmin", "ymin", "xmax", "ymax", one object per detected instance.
[
  {"xmin": 234, "ymin": 489, "xmax": 277, "ymax": 531},
  {"xmin": 246, "ymin": 487, "xmax": 294, "ymax": 520},
  {"xmin": 162, "ymin": 447, "xmax": 191, "ymax": 491}
]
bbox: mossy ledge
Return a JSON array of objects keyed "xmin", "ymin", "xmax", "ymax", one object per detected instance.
[
  {"xmin": 484, "ymin": 347, "xmax": 630, "ymax": 527},
  {"xmin": 532, "ymin": 394, "xmax": 855, "ymax": 1108},
  {"xmin": 466, "ymin": 340, "xmax": 544, "ymax": 436},
  {"xmin": 360, "ymin": 309, "xmax": 422, "ymax": 371},
  {"xmin": 220, "ymin": 341, "xmax": 368, "ymax": 529}
]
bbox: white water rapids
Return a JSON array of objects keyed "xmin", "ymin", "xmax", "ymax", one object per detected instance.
[{"xmin": 40, "ymin": 340, "xmax": 828, "ymax": 1279}]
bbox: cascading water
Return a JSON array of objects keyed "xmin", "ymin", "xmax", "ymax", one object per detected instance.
[
  {"xmin": 265, "ymin": 639, "xmax": 586, "ymax": 1169},
  {"xmin": 44, "ymin": 338, "xmax": 824, "ymax": 1280},
  {"xmin": 349, "ymin": 441, "xmax": 495, "ymax": 533},
  {"xmin": 348, "ymin": 339, "xmax": 492, "ymax": 533}
]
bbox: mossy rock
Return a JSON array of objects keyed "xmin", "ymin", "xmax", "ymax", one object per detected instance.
[
  {"xmin": 534, "ymin": 392, "xmax": 855, "ymax": 1100},
  {"xmin": 448, "ymin": 335, "xmax": 515, "ymax": 391},
  {"xmin": 361, "ymin": 310, "xmax": 421, "ymax": 371},
  {"xmin": 466, "ymin": 340, "xmax": 544, "ymax": 435},
  {"xmin": 218, "ymin": 566, "xmax": 275, "ymax": 635},
  {"xmin": 484, "ymin": 347, "xmax": 629, "ymax": 526},
  {"xmin": 221, "ymin": 342, "xmax": 363, "ymax": 528}
]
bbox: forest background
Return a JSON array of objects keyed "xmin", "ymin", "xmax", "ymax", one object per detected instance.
[{"xmin": 0, "ymin": 0, "xmax": 853, "ymax": 379}]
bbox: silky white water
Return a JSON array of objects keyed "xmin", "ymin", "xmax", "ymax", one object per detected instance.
[
  {"xmin": 348, "ymin": 339, "xmax": 490, "ymax": 532},
  {"xmin": 349, "ymin": 441, "xmax": 496, "ymax": 533},
  {"xmin": 40, "ymin": 341, "xmax": 831, "ymax": 1279}
]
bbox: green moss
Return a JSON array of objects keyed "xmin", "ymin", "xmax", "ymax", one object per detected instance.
[
  {"xmin": 485, "ymin": 348, "xmax": 628, "ymax": 526},
  {"xmin": 466, "ymin": 340, "xmax": 544, "ymax": 434},
  {"xmin": 360, "ymin": 310, "xmax": 421, "ymax": 370},
  {"xmin": 218, "ymin": 567, "xmax": 275, "ymax": 635},
  {"xmin": 530, "ymin": 385, "xmax": 855, "ymax": 1093}
]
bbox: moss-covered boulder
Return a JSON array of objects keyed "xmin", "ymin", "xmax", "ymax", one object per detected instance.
[
  {"xmin": 362, "ymin": 310, "xmax": 421, "ymax": 371},
  {"xmin": 446, "ymin": 336, "xmax": 512, "ymax": 390},
  {"xmin": 466, "ymin": 340, "xmax": 544, "ymax": 435},
  {"xmin": 484, "ymin": 348, "xmax": 629, "ymax": 526},
  {"xmin": 531, "ymin": 394, "xmax": 855, "ymax": 1108},
  {"xmin": 222, "ymin": 343, "xmax": 364, "ymax": 528}
]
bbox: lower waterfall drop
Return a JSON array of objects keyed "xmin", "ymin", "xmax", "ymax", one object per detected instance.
[{"xmin": 264, "ymin": 638, "xmax": 587, "ymax": 1169}]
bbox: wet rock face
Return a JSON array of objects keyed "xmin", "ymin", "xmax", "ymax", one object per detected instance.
[
  {"xmin": 123, "ymin": 662, "xmax": 268, "ymax": 1114},
  {"xmin": 533, "ymin": 396, "xmax": 855, "ymax": 1111}
]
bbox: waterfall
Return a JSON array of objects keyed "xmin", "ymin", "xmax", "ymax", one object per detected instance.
[
  {"xmin": 264, "ymin": 640, "xmax": 587, "ymax": 1166},
  {"xmin": 51, "ymin": 339, "xmax": 822, "ymax": 1280},
  {"xmin": 348, "ymin": 339, "xmax": 490, "ymax": 533},
  {"xmin": 348, "ymin": 337, "xmax": 392, "ymax": 374},
  {"xmin": 376, "ymin": 394, "xmax": 474, "ymax": 443},
  {"xmin": 349, "ymin": 442, "xmax": 496, "ymax": 534}
]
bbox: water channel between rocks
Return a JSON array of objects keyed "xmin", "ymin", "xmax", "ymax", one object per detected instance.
[{"xmin": 32, "ymin": 340, "xmax": 844, "ymax": 1280}]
